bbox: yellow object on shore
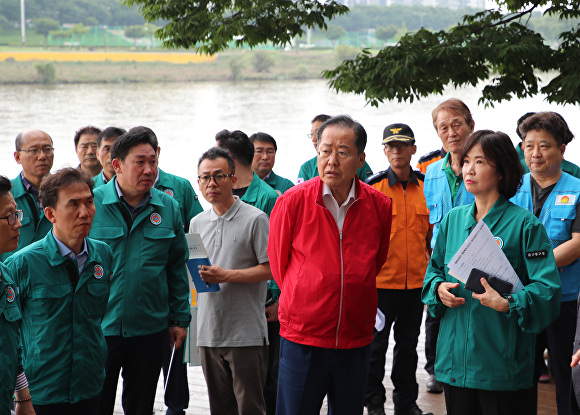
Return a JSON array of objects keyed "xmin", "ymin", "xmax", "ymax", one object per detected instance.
[{"xmin": 0, "ymin": 51, "xmax": 215, "ymax": 64}]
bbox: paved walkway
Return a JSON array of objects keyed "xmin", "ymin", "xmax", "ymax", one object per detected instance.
[{"xmin": 112, "ymin": 310, "xmax": 557, "ymax": 415}]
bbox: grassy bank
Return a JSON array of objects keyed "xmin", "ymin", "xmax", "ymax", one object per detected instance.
[{"xmin": 0, "ymin": 48, "xmax": 355, "ymax": 84}]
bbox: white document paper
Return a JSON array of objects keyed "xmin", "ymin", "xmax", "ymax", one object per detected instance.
[
  {"xmin": 186, "ymin": 233, "xmax": 209, "ymax": 259},
  {"xmin": 447, "ymin": 221, "xmax": 523, "ymax": 293}
]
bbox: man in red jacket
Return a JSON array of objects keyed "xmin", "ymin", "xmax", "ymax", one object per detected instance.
[{"xmin": 268, "ymin": 115, "xmax": 392, "ymax": 415}]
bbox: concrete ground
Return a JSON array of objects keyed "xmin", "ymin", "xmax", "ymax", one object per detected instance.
[{"xmin": 112, "ymin": 310, "xmax": 557, "ymax": 415}]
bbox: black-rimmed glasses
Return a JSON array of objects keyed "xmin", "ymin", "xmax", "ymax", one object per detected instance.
[
  {"xmin": 198, "ymin": 174, "xmax": 234, "ymax": 184},
  {"xmin": 0, "ymin": 210, "xmax": 23, "ymax": 226}
]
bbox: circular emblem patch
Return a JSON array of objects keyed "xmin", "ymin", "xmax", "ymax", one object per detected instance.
[
  {"xmin": 494, "ymin": 237, "xmax": 504, "ymax": 249},
  {"xmin": 94, "ymin": 265, "xmax": 104, "ymax": 279},
  {"xmin": 561, "ymin": 195, "xmax": 570, "ymax": 204},
  {"xmin": 164, "ymin": 189, "xmax": 175, "ymax": 198},
  {"xmin": 150, "ymin": 213, "xmax": 162, "ymax": 225},
  {"xmin": 6, "ymin": 286, "xmax": 15, "ymax": 303}
]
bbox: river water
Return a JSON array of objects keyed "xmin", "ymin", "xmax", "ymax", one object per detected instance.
[{"xmin": 0, "ymin": 79, "xmax": 578, "ymax": 207}]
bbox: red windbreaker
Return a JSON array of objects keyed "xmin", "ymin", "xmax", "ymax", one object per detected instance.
[{"xmin": 268, "ymin": 177, "xmax": 392, "ymax": 349}]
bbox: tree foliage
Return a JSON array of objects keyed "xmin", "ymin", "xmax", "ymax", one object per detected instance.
[
  {"xmin": 375, "ymin": 24, "xmax": 399, "ymax": 42},
  {"xmin": 0, "ymin": 0, "xmax": 145, "ymax": 26},
  {"xmin": 323, "ymin": 1, "xmax": 580, "ymax": 107},
  {"xmin": 121, "ymin": 0, "xmax": 349, "ymax": 54},
  {"xmin": 33, "ymin": 18, "xmax": 60, "ymax": 46}
]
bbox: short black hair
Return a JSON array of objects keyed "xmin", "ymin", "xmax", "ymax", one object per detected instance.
[
  {"xmin": 0, "ymin": 175, "xmax": 12, "ymax": 199},
  {"xmin": 311, "ymin": 114, "xmax": 332, "ymax": 124},
  {"xmin": 110, "ymin": 126, "xmax": 158, "ymax": 162},
  {"xmin": 39, "ymin": 167, "xmax": 94, "ymax": 209},
  {"xmin": 249, "ymin": 132, "xmax": 277, "ymax": 152},
  {"xmin": 74, "ymin": 125, "xmax": 102, "ymax": 147},
  {"xmin": 215, "ymin": 129, "xmax": 253, "ymax": 167},
  {"xmin": 317, "ymin": 114, "xmax": 367, "ymax": 153},
  {"xmin": 519, "ymin": 111, "xmax": 574, "ymax": 146},
  {"xmin": 461, "ymin": 130, "xmax": 523, "ymax": 199},
  {"xmin": 97, "ymin": 127, "xmax": 127, "ymax": 149},
  {"xmin": 515, "ymin": 112, "xmax": 535, "ymax": 140},
  {"xmin": 198, "ymin": 147, "xmax": 236, "ymax": 175}
]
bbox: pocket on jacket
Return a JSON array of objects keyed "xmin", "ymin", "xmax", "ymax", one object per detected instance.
[
  {"xmin": 2, "ymin": 303, "xmax": 21, "ymax": 323},
  {"xmin": 547, "ymin": 206, "xmax": 575, "ymax": 241},
  {"xmin": 427, "ymin": 199, "xmax": 443, "ymax": 225}
]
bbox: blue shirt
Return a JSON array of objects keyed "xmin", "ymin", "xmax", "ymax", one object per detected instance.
[{"xmin": 52, "ymin": 231, "xmax": 88, "ymax": 275}]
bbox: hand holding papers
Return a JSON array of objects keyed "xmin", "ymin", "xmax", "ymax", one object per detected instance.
[
  {"xmin": 185, "ymin": 233, "xmax": 220, "ymax": 293},
  {"xmin": 447, "ymin": 221, "xmax": 524, "ymax": 293}
]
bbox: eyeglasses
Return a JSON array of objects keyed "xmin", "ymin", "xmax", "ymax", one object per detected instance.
[
  {"xmin": 307, "ymin": 133, "xmax": 315, "ymax": 139},
  {"xmin": 254, "ymin": 149, "xmax": 276, "ymax": 156},
  {"xmin": 317, "ymin": 149, "xmax": 358, "ymax": 161},
  {"xmin": 198, "ymin": 174, "xmax": 234, "ymax": 184},
  {"xmin": 79, "ymin": 143, "xmax": 98, "ymax": 151},
  {"xmin": 385, "ymin": 143, "xmax": 412, "ymax": 152},
  {"xmin": 0, "ymin": 210, "xmax": 23, "ymax": 226},
  {"xmin": 17, "ymin": 146, "xmax": 54, "ymax": 156}
]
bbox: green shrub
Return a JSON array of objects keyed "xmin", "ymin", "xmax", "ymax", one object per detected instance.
[{"xmin": 35, "ymin": 63, "xmax": 56, "ymax": 84}]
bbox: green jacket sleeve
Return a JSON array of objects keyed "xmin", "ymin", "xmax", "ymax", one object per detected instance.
[
  {"xmin": 167, "ymin": 210, "xmax": 193, "ymax": 328},
  {"xmin": 506, "ymin": 218, "xmax": 561, "ymax": 333},
  {"xmin": 421, "ymin": 214, "xmax": 450, "ymax": 318}
]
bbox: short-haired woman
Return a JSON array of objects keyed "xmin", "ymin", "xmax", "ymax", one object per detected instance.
[{"xmin": 422, "ymin": 130, "xmax": 561, "ymax": 415}]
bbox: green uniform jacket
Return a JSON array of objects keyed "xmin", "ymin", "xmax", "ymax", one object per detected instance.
[
  {"xmin": 0, "ymin": 262, "xmax": 22, "ymax": 413},
  {"xmin": 241, "ymin": 172, "xmax": 280, "ymax": 298},
  {"xmin": 0, "ymin": 175, "xmax": 53, "ymax": 262},
  {"xmin": 264, "ymin": 171, "xmax": 294, "ymax": 196},
  {"xmin": 297, "ymin": 156, "xmax": 373, "ymax": 183},
  {"xmin": 516, "ymin": 144, "xmax": 580, "ymax": 178},
  {"xmin": 90, "ymin": 180, "xmax": 191, "ymax": 337},
  {"xmin": 4, "ymin": 234, "xmax": 113, "ymax": 405},
  {"xmin": 156, "ymin": 169, "xmax": 203, "ymax": 232},
  {"xmin": 422, "ymin": 196, "xmax": 561, "ymax": 391},
  {"xmin": 242, "ymin": 172, "xmax": 279, "ymax": 217},
  {"xmin": 92, "ymin": 171, "xmax": 108, "ymax": 188}
]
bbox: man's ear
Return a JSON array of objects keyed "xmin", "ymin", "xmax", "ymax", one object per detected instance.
[
  {"xmin": 44, "ymin": 206, "xmax": 57, "ymax": 225},
  {"xmin": 112, "ymin": 158, "xmax": 122, "ymax": 174},
  {"xmin": 358, "ymin": 152, "xmax": 366, "ymax": 169}
]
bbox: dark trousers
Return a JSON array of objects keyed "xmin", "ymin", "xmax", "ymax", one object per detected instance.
[
  {"xmin": 365, "ymin": 288, "xmax": 424, "ymax": 412},
  {"xmin": 162, "ymin": 332, "xmax": 189, "ymax": 415},
  {"xmin": 99, "ymin": 330, "xmax": 166, "ymax": 415},
  {"xmin": 264, "ymin": 321, "xmax": 280, "ymax": 415},
  {"xmin": 424, "ymin": 312, "xmax": 440, "ymax": 376},
  {"xmin": 199, "ymin": 345, "xmax": 268, "ymax": 415},
  {"xmin": 533, "ymin": 300, "xmax": 576, "ymax": 415},
  {"xmin": 276, "ymin": 337, "xmax": 371, "ymax": 415},
  {"xmin": 34, "ymin": 395, "xmax": 100, "ymax": 415},
  {"xmin": 443, "ymin": 384, "xmax": 535, "ymax": 415}
]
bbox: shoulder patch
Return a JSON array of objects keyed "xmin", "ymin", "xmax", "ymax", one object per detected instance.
[
  {"xmin": 418, "ymin": 149, "xmax": 444, "ymax": 163},
  {"xmin": 365, "ymin": 170, "xmax": 389, "ymax": 186}
]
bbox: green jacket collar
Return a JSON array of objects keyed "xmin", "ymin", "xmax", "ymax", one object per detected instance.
[
  {"xmin": 241, "ymin": 172, "xmax": 263, "ymax": 204},
  {"xmin": 101, "ymin": 178, "xmax": 165, "ymax": 209},
  {"xmin": 462, "ymin": 195, "xmax": 510, "ymax": 231},
  {"xmin": 156, "ymin": 168, "xmax": 171, "ymax": 189},
  {"xmin": 42, "ymin": 231, "xmax": 107, "ymax": 270},
  {"xmin": 11, "ymin": 173, "xmax": 28, "ymax": 199}
]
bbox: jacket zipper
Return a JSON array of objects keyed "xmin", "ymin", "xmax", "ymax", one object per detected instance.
[{"xmin": 335, "ymin": 231, "xmax": 344, "ymax": 348}]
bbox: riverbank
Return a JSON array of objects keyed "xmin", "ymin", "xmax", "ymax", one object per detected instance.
[{"xmin": 0, "ymin": 49, "xmax": 345, "ymax": 84}]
